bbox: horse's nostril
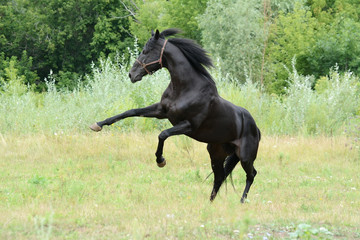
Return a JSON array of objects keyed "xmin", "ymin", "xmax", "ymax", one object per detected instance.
[{"xmin": 128, "ymin": 73, "xmax": 132, "ymax": 79}]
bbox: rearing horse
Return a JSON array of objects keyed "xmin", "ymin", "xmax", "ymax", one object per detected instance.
[{"xmin": 90, "ymin": 29, "xmax": 261, "ymax": 203}]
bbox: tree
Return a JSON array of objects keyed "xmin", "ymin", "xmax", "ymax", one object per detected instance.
[
  {"xmin": 162, "ymin": 0, "xmax": 208, "ymax": 43},
  {"xmin": 0, "ymin": 0, "xmax": 134, "ymax": 90},
  {"xmin": 304, "ymin": 0, "xmax": 360, "ymax": 77},
  {"xmin": 199, "ymin": 0, "xmax": 264, "ymax": 83},
  {"xmin": 91, "ymin": 1, "xmax": 134, "ymax": 60},
  {"xmin": 265, "ymin": 3, "xmax": 318, "ymax": 94},
  {"xmin": 128, "ymin": 0, "xmax": 208, "ymax": 45},
  {"xmin": 265, "ymin": 0, "xmax": 360, "ymax": 94},
  {"xmin": 305, "ymin": 17, "xmax": 360, "ymax": 78},
  {"xmin": 128, "ymin": 0, "xmax": 167, "ymax": 44}
]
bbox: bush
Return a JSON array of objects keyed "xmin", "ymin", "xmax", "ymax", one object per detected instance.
[{"xmin": 0, "ymin": 52, "xmax": 358, "ymax": 136}]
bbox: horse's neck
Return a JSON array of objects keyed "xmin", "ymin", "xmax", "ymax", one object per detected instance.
[
  {"xmin": 167, "ymin": 64, "xmax": 195, "ymax": 89},
  {"xmin": 164, "ymin": 46, "xmax": 215, "ymax": 93}
]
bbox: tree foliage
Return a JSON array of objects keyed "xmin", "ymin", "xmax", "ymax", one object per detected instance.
[
  {"xmin": 265, "ymin": 0, "xmax": 360, "ymax": 93},
  {"xmin": 128, "ymin": 0, "xmax": 167, "ymax": 44},
  {"xmin": 265, "ymin": 3, "xmax": 318, "ymax": 93},
  {"xmin": 128, "ymin": 0, "xmax": 208, "ymax": 45},
  {"xmin": 199, "ymin": 0, "xmax": 264, "ymax": 82},
  {"xmin": 1, "ymin": 0, "xmax": 360, "ymax": 95},
  {"xmin": 0, "ymin": 0, "xmax": 133, "ymax": 90}
]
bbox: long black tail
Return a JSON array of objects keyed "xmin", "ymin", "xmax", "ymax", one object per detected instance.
[{"xmin": 224, "ymin": 154, "xmax": 240, "ymax": 179}]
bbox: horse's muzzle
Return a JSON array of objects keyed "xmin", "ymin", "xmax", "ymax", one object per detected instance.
[{"xmin": 129, "ymin": 72, "xmax": 142, "ymax": 83}]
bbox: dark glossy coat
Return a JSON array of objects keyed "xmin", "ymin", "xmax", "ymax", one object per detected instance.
[{"xmin": 90, "ymin": 29, "xmax": 261, "ymax": 203}]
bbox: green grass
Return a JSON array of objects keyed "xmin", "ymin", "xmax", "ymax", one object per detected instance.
[
  {"xmin": 0, "ymin": 56, "xmax": 359, "ymax": 239},
  {"xmin": 0, "ymin": 132, "xmax": 359, "ymax": 239}
]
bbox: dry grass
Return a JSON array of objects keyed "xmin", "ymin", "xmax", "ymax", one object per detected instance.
[{"xmin": 0, "ymin": 132, "xmax": 359, "ymax": 239}]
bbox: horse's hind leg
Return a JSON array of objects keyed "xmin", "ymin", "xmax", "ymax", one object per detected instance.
[
  {"xmin": 240, "ymin": 161, "xmax": 257, "ymax": 203},
  {"xmin": 207, "ymin": 144, "xmax": 227, "ymax": 201},
  {"xmin": 235, "ymin": 137, "xmax": 259, "ymax": 203}
]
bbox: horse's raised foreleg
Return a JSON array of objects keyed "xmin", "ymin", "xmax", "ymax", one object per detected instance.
[
  {"xmin": 90, "ymin": 103, "xmax": 165, "ymax": 131},
  {"xmin": 207, "ymin": 144, "xmax": 227, "ymax": 202},
  {"xmin": 155, "ymin": 120, "xmax": 192, "ymax": 168}
]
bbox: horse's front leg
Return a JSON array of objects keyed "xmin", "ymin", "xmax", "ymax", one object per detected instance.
[
  {"xmin": 155, "ymin": 120, "xmax": 192, "ymax": 167},
  {"xmin": 90, "ymin": 103, "xmax": 165, "ymax": 131}
]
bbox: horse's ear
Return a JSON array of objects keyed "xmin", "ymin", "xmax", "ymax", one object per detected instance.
[
  {"xmin": 151, "ymin": 29, "xmax": 155, "ymax": 36},
  {"xmin": 154, "ymin": 29, "xmax": 160, "ymax": 40}
]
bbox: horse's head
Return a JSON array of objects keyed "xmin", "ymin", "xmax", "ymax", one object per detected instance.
[{"xmin": 129, "ymin": 29, "xmax": 167, "ymax": 83}]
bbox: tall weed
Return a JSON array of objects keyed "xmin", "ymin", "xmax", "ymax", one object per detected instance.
[{"xmin": 0, "ymin": 56, "xmax": 358, "ymax": 135}]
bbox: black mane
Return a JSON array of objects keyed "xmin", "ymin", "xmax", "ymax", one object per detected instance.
[{"xmin": 160, "ymin": 29, "xmax": 215, "ymax": 83}]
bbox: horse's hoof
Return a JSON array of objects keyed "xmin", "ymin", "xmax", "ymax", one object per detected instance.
[
  {"xmin": 157, "ymin": 159, "xmax": 166, "ymax": 168},
  {"xmin": 90, "ymin": 123, "xmax": 102, "ymax": 132},
  {"xmin": 240, "ymin": 198, "xmax": 249, "ymax": 204},
  {"xmin": 210, "ymin": 191, "xmax": 216, "ymax": 202}
]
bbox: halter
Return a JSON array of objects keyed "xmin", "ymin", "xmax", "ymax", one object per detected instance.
[{"xmin": 136, "ymin": 39, "xmax": 168, "ymax": 75}]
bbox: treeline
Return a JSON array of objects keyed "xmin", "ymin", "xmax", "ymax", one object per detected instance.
[{"xmin": 1, "ymin": 0, "xmax": 360, "ymax": 93}]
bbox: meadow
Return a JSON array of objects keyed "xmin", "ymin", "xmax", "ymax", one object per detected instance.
[
  {"xmin": 0, "ymin": 58, "xmax": 359, "ymax": 239},
  {"xmin": 0, "ymin": 133, "xmax": 359, "ymax": 239}
]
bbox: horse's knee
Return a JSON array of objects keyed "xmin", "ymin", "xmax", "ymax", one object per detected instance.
[{"xmin": 158, "ymin": 131, "xmax": 169, "ymax": 141}]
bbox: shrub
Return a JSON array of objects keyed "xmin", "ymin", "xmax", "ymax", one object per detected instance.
[{"xmin": 0, "ymin": 52, "xmax": 358, "ymax": 136}]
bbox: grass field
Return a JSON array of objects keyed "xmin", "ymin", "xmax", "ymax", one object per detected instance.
[{"xmin": 0, "ymin": 131, "xmax": 359, "ymax": 239}]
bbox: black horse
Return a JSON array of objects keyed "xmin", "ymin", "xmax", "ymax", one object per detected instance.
[{"xmin": 90, "ymin": 29, "xmax": 261, "ymax": 203}]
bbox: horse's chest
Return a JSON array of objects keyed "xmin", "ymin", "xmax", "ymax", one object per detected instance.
[
  {"xmin": 161, "ymin": 98, "xmax": 182, "ymax": 118},
  {"xmin": 161, "ymin": 94, "xmax": 209, "ymax": 124}
]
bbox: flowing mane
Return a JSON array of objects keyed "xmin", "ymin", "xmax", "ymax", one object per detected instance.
[{"xmin": 160, "ymin": 29, "xmax": 215, "ymax": 83}]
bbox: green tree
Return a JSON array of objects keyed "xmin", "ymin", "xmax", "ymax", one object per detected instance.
[
  {"xmin": 162, "ymin": 0, "xmax": 208, "ymax": 43},
  {"xmin": 199, "ymin": 0, "xmax": 264, "ymax": 83},
  {"xmin": 0, "ymin": 51, "xmax": 39, "ymax": 89},
  {"xmin": 304, "ymin": 0, "xmax": 360, "ymax": 77},
  {"xmin": 128, "ymin": 0, "xmax": 208, "ymax": 45},
  {"xmin": 305, "ymin": 17, "xmax": 360, "ymax": 78},
  {"xmin": 265, "ymin": 3, "xmax": 318, "ymax": 94},
  {"xmin": 265, "ymin": 0, "xmax": 360, "ymax": 94},
  {"xmin": 91, "ymin": 2, "xmax": 133, "ymax": 60},
  {"xmin": 128, "ymin": 0, "xmax": 167, "ymax": 44},
  {"xmin": 0, "ymin": 0, "xmax": 134, "ymax": 90}
]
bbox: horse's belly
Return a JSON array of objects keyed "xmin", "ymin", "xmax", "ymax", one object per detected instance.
[{"xmin": 186, "ymin": 118, "xmax": 238, "ymax": 143}]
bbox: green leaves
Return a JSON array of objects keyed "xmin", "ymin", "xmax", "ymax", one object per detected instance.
[
  {"xmin": 1, "ymin": 0, "xmax": 360, "ymax": 94},
  {"xmin": 199, "ymin": 0, "xmax": 264, "ymax": 83},
  {"xmin": 129, "ymin": 0, "xmax": 208, "ymax": 45},
  {"xmin": 0, "ymin": 0, "xmax": 133, "ymax": 90},
  {"xmin": 263, "ymin": 0, "xmax": 360, "ymax": 94},
  {"xmin": 265, "ymin": 3, "xmax": 318, "ymax": 93}
]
